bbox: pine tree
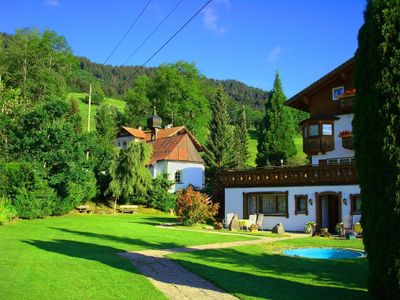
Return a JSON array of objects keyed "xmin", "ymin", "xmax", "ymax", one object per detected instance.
[
  {"xmin": 256, "ymin": 72, "xmax": 296, "ymax": 166},
  {"xmin": 233, "ymin": 107, "xmax": 249, "ymax": 168},
  {"xmin": 353, "ymin": 1, "xmax": 400, "ymax": 298},
  {"xmin": 203, "ymin": 86, "xmax": 234, "ymax": 172}
]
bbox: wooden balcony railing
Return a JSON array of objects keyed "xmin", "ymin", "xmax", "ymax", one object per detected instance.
[
  {"xmin": 220, "ymin": 163, "xmax": 358, "ymax": 188},
  {"xmin": 303, "ymin": 136, "xmax": 335, "ymax": 155}
]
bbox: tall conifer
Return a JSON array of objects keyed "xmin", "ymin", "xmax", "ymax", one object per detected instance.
[
  {"xmin": 233, "ymin": 107, "xmax": 249, "ymax": 168},
  {"xmin": 353, "ymin": 1, "xmax": 400, "ymax": 297},
  {"xmin": 204, "ymin": 86, "xmax": 234, "ymax": 170},
  {"xmin": 256, "ymin": 72, "xmax": 296, "ymax": 166}
]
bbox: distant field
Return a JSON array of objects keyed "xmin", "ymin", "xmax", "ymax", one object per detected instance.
[
  {"xmin": 67, "ymin": 92, "xmax": 126, "ymax": 131},
  {"xmin": 247, "ymin": 129, "xmax": 307, "ymax": 167}
]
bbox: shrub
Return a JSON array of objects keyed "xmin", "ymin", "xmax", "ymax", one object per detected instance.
[
  {"xmin": 175, "ymin": 187, "xmax": 219, "ymax": 226},
  {"xmin": 148, "ymin": 171, "xmax": 177, "ymax": 212},
  {"xmin": 0, "ymin": 162, "xmax": 58, "ymax": 219},
  {"xmin": 0, "ymin": 198, "xmax": 17, "ymax": 225}
]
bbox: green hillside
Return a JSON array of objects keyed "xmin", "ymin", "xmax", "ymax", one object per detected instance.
[{"xmin": 67, "ymin": 92, "xmax": 126, "ymax": 131}]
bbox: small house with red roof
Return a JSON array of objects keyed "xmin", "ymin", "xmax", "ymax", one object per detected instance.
[{"xmin": 116, "ymin": 109, "xmax": 205, "ymax": 191}]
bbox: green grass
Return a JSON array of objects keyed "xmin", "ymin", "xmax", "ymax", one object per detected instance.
[
  {"xmin": 67, "ymin": 92, "xmax": 126, "ymax": 132},
  {"xmin": 169, "ymin": 237, "xmax": 369, "ymax": 300},
  {"xmin": 247, "ymin": 130, "xmax": 307, "ymax": 166},
  {"xmin": 0, "ymin": 214, "xmax": 253, "ymax": 300}
]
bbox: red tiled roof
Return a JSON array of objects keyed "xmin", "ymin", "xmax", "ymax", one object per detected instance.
[
  {"xmin": 148, "ymin": 134, "xmax": 204, "ymax": 165},
  {"xmin": 121, "ymin": 126, "xmax": 146, "ymax": 139},
  {"xmin": 144, "ymin": 126, "xmax": 202, "ymax": 151}
]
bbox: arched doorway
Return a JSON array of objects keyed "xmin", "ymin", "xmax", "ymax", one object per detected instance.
[{"xmin": 315, "ymin": 192, "xmax": 342, "ymax": 233}]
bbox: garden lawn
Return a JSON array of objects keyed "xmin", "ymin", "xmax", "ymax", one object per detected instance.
[
  {"xmin": 169, "ymin": 237, "xmax": 369, "ymax": 300},
  {"xmin": 0, "ymin": 214, "xmax": 254, "ymax": 300}
]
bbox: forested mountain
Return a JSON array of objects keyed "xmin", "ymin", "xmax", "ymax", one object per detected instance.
[{"xmin": 76, "ymin": 56, "xmax": 269, "ymax": 111}]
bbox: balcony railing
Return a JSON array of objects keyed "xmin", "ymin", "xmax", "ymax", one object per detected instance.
[
  {"xmin": 220, "ymin": 163, "xmax": 358, "ymax": 188},
  {"xmin": 303, "ymin": 136, "xmax": 335, "ymax": 155}
]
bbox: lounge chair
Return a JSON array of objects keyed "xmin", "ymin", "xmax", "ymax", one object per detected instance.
[{"xmin": 256, "ymin": 214, "xmax": 264, "ymax": 230}]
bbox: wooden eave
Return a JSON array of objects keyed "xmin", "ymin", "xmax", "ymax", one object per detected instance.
[{"xmin": 285, "ymin": 57, "xmax": 355, "ymax": 112}]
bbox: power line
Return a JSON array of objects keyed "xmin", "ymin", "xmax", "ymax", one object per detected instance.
[
  {"xmin": 141, "ymin": 0, "xmax": 213, "ymax": 67},
  {"xmin": 122, "ymin": 0, "xmax": 185, "ymax": 66},
  {"xmin": 103, "ymin": 0, "xmax": 153, "ymax": 65},
  {"xmin": 119, "ymin": 0, "xmax": 213, "ymax": 88}
]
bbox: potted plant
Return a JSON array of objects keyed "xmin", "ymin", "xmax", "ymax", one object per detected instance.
[
  {"xmin": 339, "ymin": 130, "xmax": 354, "ymax": 150},
  {"xmin": 304, "ymin": 221, "xmax": 316, "ymax": 234},
  {"xmin": 249, "ymin": 223, "xmax": 258, "ymax": 232},
  {"xmin": 335, "ymin": 222, "xmax": 345, "ymax": 236}
]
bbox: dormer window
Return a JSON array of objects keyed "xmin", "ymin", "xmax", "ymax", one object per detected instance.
[{"xmin": 332, "ymin": 86, "xmax": 345, "ymax": 100}]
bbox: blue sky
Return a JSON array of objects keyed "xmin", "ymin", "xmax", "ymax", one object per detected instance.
[{"xmin": 1, "ymin": 0, "xmax": 366, "ymax": 97}]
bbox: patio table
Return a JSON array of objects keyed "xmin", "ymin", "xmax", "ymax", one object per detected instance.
[{"xmin": 238, "ymin": 219, "xmax": 251, "ymax": 231}]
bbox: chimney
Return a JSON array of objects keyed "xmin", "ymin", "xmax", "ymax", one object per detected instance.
[{"xmin": 138, "ymin": 126, "xmax": 142, "ymax": 131}]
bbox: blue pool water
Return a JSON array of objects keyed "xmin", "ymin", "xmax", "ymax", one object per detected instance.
[{"xmin": 283, "ymin": 248, "xmax": 365, "ymax": 259}]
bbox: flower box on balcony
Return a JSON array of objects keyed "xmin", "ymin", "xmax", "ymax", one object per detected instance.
[{"xmin": 342, "ymin": 136, "xmax": 354, "ymax": 150}]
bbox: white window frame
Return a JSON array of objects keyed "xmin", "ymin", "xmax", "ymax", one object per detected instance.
[{"xmin": 332, "ymin": 86, "xmax": 345, "ymax": 100}]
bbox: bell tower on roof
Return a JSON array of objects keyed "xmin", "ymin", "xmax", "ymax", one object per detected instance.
[{"xmin": 147, "ymin": 106, "xmax": 162, "ymax": 141}]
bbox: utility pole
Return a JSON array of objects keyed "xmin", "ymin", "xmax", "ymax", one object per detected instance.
[
  {"xmin": 86, "ymin": 84, "xmax": 92, "ymax": 160},
  {"xmin": 87, "ymin": 83, "xmax": 92, "ymax": 132}
]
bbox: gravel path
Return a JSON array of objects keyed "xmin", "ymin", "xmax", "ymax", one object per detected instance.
[{"xmin": 120, "ymin": 233, "xmax": 308, "ymax": 300}]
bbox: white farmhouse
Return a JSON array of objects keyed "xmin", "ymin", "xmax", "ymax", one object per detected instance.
[
  {"xmin": 115, "ymin": 110, "xmax": 205, "ymax": 192},
  {"xmin": 222, "ymin": 58, "xmax": 361, "ymax": 232}
]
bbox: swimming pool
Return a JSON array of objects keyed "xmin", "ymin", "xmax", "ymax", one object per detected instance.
[{"xmin": 283, "ymin": 248, "xmax": 365, "ymax": 259}]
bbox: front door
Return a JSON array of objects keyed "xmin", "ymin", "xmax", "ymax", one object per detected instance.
[{"xmin": 316, "ymin": 192, "xmax": 342, "ymax": 233}]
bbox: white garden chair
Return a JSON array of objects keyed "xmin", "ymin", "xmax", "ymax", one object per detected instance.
[{"xmin": 224, "ymin": 213, "xmax": 234, "ymax": 228}]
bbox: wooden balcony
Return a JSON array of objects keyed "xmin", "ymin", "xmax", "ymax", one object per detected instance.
[
  {"xmin": 220, "ymin": 163, "xmax": 358, "ymax": 188},
  {"xmin": 303, "ymin": 136, "xmax": 335, "ymax": 155}
]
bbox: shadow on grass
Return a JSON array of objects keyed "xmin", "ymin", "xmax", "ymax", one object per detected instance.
[
  {"xmin": 48, "ymin": 227, "xmax": 180, "ymax": 250},
  {"xmin": 170, "ymin": 247, "xmax": 369, "ymax": 300},
  {"xmin": 173, "ymin": 257, "xmax": 369, "ymax": 300},
  {"xmin": 132, "ymin": 216, "xmax": 178, "ymax": 226},
  {"xmin": 23, "ymin": 236, "xmax": 369, "ymax": 300}
]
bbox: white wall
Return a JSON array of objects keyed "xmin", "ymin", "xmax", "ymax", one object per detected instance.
[
  {"xmin": 151, "ymin": 161, "xmax": 205, "ymax": 192},
  {"xmin": 167, "ymin": 161, "xmax": 205, "ymax": 192},
  {"xmin": 225, "ymin": 184, "xmax": 359, "ymax": 232},
  {"xmin": 311, "ymin": 114, "xmax": 355, "ymax": 164},
  {"xmin": 115, "ymin": 136, "xmax": 135, "ymax": 148}
]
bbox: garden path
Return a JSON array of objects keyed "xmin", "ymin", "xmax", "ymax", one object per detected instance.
[{"xmin": 120, "ymin": 232, "xmax": 308, "ymax": 300}]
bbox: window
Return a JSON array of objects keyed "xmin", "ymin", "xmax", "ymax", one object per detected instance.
[
  {"xmin": 174, "ymin": 170, "xmax": 182, "ymax": 183},
  {"xmin": 244, "ymin": 192, "xmax": 288, "ymax": 218},
  {"xmin": 350, "ymin": 194, "xmax": 362, "ymax": 215},
  {"xmin": 309, "ymin": 124, "xmax": 319, "ymax": 137},
  {"xmin": 332, "ymin": 86, "xmax": 345, "ymax": 100},
  {"xmin": 117, "ymin": 142, "xmax": 121, "ymax": 147},
  {"xmin": 322, "ymin": 124, "xmax": 333, "ymax": 136},
  {"xmin": 122, "ymin": 141, "xmax": 127, "ymax": 149},
  {"xmin": 303, "ymin": 127, "xmax": 308, "ymax": 138},
  {"xmin": 295, "ymin": 195, "xmax": 308, "ymax": 215}
]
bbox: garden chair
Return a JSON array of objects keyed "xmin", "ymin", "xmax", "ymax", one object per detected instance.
[
  {"xmin": 256, "ymin": 214, "xmax": 264, "ymax": 230},
  {"xmin": 249, "ymin": 214, "xmax": 257, "ymax": 225},
  {"xmin": 343, "ymin": 215, "xmax": 353, "ymax": 233},
  {"xmin": 224, "ymin": 213, "xmax": 234, "ymax": 228}
]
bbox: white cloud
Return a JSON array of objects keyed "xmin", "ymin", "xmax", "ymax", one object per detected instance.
[
  {"xmin": 45, "ymin": 0, "xmax": 59, "ymax": 6},
  {"xmin": 202, "ymin": 0, "xmax": 229, "ymax": 35},
  {"xmin": 266, "ymin": 46, "xmax": 282, "ymax": 64}
]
